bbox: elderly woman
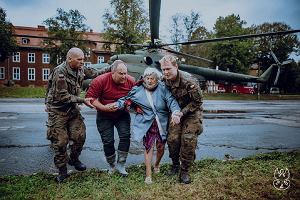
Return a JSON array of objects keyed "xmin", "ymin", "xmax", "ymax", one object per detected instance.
[{"xmin": 115, "ymin": 67, "xmax": 182, "ymax": 184}]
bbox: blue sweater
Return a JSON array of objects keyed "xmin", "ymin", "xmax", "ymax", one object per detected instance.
[{"xmin": 117, "ymin": 81, "xmax": 180, "ymax": 142}]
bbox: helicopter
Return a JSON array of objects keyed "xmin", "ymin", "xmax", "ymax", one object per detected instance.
[{"xmin": 82, "ymin": 0, "xmax": 300, "ymax": 91}]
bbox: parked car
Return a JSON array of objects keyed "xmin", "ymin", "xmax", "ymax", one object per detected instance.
[{"xmin": 270, "ymin": 87, "xmax": 280, "ymax": 94}]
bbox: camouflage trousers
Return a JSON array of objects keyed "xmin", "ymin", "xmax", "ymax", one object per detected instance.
[
  {"xmin": 46, "ymin": 109, "xmax": 86, "ymax": 168},
  {"xmin": 167, "ymin": 110, "xmax": 203, "ymax": 171}
]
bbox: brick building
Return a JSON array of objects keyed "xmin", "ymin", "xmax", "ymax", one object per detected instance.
[{"xmin": 0, "ymin": 25, "xmax": 113, "ymax": 87}]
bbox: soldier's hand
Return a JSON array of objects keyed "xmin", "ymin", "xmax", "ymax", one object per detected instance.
[
  {"xmin": 170, "ymin": 115, "xmax": 180, "ymax": 125},
  {"xmin": 84, "ymin": 97, "xmax": 95, "ymax": 109},
  {"xmin": 170, "ymin": 111, "xmax": 182, "ymax": 125},
  {"xmin": 105, "ymin": 102, "xmax": 118, "ymax": 112}
]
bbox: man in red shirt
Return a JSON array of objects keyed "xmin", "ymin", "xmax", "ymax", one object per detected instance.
[{"xmin": 86, "ymin": 60, "xmax": 135, "ymax": 176}]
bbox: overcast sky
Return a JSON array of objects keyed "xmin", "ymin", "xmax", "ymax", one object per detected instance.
[{"xmin": 1, "ymin": 0, "xmax": 300, "ymax": 58}]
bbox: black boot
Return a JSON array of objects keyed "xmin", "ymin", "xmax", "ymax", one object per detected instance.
[
  {"xmin": 68, "ymin": 159, "xmax": 86, "ymax": 171},
  {"xmin": 167, "ymin": 164, "xmax": 180, "ymax": 176},
  {"xmin": 179, "ymin": 170, "xmax": 191, "ymax": 184},
  {"xmin": 56, "ymin": 166, "xmax": 69, "ymax": 183}
]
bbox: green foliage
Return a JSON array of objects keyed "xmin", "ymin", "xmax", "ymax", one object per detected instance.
[
  {"xmin": 102, "ymin": 0, "xmax": 149, "ymax": 53},
  {"xmin": 0, "ymin": 7, "xmax": 18, "ymax": 61},
  {"xmin": 43, "ymin": 8, "xmax": 88, "ymax": 65},
  {"xmin": 1, "ymin": 86, "xmax": 300, "ymax": 98},
  {"xmin": 170, "ymin": 14, "xmax": 184, "ymax": 51},
  {"xmin": 254, "ymin": 22, "xmax": 300, "ymax": 62},
  {"xmin": 1, "ymin": 151, "xmax": 299, "ymax": 200},
  {"xmin": 169, "ymin": 11, "xmax": 213, "ymax": 67},
  {"xmin": 211, "ymin": 14, "xmax": 255, "ymax": 73},
  {"xmin": 277, "ymin": 61, "xmax": 300, "ymax": 93}
]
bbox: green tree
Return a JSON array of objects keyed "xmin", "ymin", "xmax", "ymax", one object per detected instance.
[
  {"xmin": 254, "ymin": 22, "xmax": 299, "ymax": 67},
  {"xmin": 170, "ymin": 14, "xmax": 184, "ymax": 51},
  {"xmin": 254, "ymin": 23, "xmax": 300, "ymax": 93},
  {"xmin": 0, "ymin": 7, "xmax": 17, "ymax": 61},
  {"xmin": 183, "ymin": 11, "xmax": 201, "ymax": 41},
  {"xmin": 180, "ymin": 26, "xmax": 213, "ymax": 66},
  {"xmin": 43, "ymin": 8, "xmax": 88, "ymax": 65},
  {"xmin": 102, "ymin": 0, "xmax": 149, "ymax": 53},
  {"xmin": 169, "ymin": 11, "xmax": 213, "ymax": 66},
  {"xmin": 211, "ymin": 14, "xmax": 255, "ymax": 73}
]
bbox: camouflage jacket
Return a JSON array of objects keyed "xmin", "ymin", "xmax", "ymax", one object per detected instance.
[
  {"xmin": 164, "ymin": 70, "xmax": 203, "ymax": 116},
  {"xmin": 45, "ymin": 62, "xmax": 100, "ymax": 113}
]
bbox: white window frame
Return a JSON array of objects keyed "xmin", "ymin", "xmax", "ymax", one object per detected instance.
[
  {"xmin": 12, "ymin": 67, "xmax": 20, "ymax": 80},
  {"xmin": 84, "ymin": 62, "xmax": 91, "ymax": 67},
  {"xmin": 97, "ymin": 56, "xmax": 105, "ymax": 64},
  {"xmin": 42, "ymin": 53, "xmax": 50, "ymax": 64},
  {"xmin": 12, "ymin": 52, "xmax": 20, "ymax": 62},
  {"xmin": 42, "ymin": 68, "xmax": 50, "ymax": 81},
  {"xmin": 28, "ymin": 68, "xmax": 35, "ymax": 81},
  {"xmin": 28, "ymin": 53, "xmax": 35, "ymax": 63},
  {"xmin": 0, "ymin": 67, "xmax": 5, "ymax": 79}
]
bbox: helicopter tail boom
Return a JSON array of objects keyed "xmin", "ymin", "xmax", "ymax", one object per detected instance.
[{"xmin": 179, "ymin": 63, "xmax": 276, "ymax": 83}]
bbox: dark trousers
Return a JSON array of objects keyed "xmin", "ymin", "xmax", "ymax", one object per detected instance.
[
  {"xmin": 96, "ymin": 111, "xmax": 131, "ymax": 157},
  {"xmin": 167, "ymin": 110, "xmax": 203, "ymax": 171},
  {"xmin": 47, "ymin": 110, "xmax": 86, "ymax": 168}
]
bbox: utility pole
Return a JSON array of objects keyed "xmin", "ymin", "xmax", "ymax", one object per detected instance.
[{"xmin": 257, "ymin": 63, "xmax": 261, "ymax": 100}]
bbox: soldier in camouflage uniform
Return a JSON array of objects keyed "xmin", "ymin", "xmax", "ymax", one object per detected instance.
[
  {"xmin": 46, "ymin": 47, "xmax": 101, "ymax": 182},
  {"xmin": 159, "ymin": 55, "xmax": 203, "ymax": 184}
]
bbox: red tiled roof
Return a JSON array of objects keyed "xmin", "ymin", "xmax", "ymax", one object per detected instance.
[{"xmin": 13, "ymin": 25, "xmax": 113, "ymax": 52}]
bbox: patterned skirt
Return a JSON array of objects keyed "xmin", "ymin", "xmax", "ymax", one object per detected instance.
[{"xmin": 143, "ymin": 120, "xmax": 164, "ymax": 153}]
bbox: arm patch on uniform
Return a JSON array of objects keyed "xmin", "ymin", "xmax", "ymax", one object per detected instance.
[
  {"xmin": 188, "ymin": 82, "xmax": 202, "ymax": 102},
  {"xmin": 57, "ymin": 74, "xmax": 68, "ymax": 90}
]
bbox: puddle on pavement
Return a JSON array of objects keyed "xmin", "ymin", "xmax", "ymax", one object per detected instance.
[
  {"xmin": 204, "ymin": 110, "xmax": 247, "ymax": 114},
  {"xmin": 204, "ymin": 110, "xmax": 247, "ymax": 119}
]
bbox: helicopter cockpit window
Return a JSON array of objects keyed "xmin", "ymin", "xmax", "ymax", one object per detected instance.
[{"xmin": 144, "ymin": 56, "xmax": 153, "ymax": 65}]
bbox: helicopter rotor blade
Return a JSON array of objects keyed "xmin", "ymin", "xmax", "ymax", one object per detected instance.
[
  {"xmin": 161, "ymin": 47, "xmax": 213, "ymax": 63},
  {"xmin": 149, "ymin": 0, "xmax": 161, "ymax": 44},
  {"xmin": 270, "ymin": 50, "xmax": 281, "ymax": 65},
  {"xmin": 159, "ymin": 29, "xmax": 300, "ymax": 47}
]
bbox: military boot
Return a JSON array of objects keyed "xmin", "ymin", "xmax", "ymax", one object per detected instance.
[
  {"xmin": 68, "ymin": 159, "xmax": 86, "ymax": 171},
  {"xmin": 56, "ymin": 166, "xmax": 69, "ymax": 183},
  {"xmin": 115, "ymin": 150, "xmax": 128, "ymax": 176},
  {"xmin": 179, "ymin": 170, "xmax": 191, "ymax": 184},
  {"xmin": 167, "ymin": 159, "xmax": 180, "ymax": 176},
  {"xmin": 106, "ymin": 154, "xmax": 116, "ymax": 175}
]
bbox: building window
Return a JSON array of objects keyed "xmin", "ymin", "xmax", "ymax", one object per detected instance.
[
  {"xmin": 42, "ymin": 68, "xmax": 50, "ymax": 81},
  {"xmin": 28, "ymin": 68, "xmax": 35, "ymax": 80},
  {"xmin": 28, "ymin": 53, "xmax": 35, "ymax": 63},
  {"xmin": 57, "ymin": 56, "xmax": 62, "ymax": 64},
  {"xmin": 22, "ymin": 38, "xmax": 30, "ymax": 44},
  {"xmin": 84, "ymin": 62, "xmax": 91, "ymax": 67},
  {"xmin": 12, "ymin": 52, "xmax": 20, "ymax": 62},
  {"xmin": 97, "ymin": 56, "xmax": 105, "ymax": 64},
  {"xmin": 12, "ymin": 67, "xmax": 20, "ymax": 80},
  {"xmin": 0, "ymin": 67, "xmax": 4, "ymax": 79},
  {"xmin": 42, "ymin": 53, "xmax": 50, "ymax": 64}
]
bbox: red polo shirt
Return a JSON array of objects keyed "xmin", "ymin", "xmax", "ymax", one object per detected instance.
[{"xmin": 86, "ymin": 72, "xmax": 135, "ymax": 118}]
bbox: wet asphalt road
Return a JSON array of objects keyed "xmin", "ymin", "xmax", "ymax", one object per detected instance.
[{"xmin": 0, "ymin": 98, "xmax": 299, "ymax": 175}]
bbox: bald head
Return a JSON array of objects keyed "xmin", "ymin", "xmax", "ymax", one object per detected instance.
[
  {"xmin": 66, "ymin": 47, "xmax": 84, "ymax": 71},
  {"xmin": 67, "ymin": 47, "xmax": 84, "ymax": 59}
]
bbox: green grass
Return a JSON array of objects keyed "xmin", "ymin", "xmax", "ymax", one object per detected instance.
[
  {"xmin": 1, "ymin": 151, "xmax": 299, "ymax": 200},
  {"xmin": 0, "ymin": 86, "xmax": 46, "ymax": 98},
  {"xmin": 1, "ymin": 86, "xmax": 300, "ymax": 100}
]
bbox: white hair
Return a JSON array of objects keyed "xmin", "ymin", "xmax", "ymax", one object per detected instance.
[{"xmin": 143, "ymin": 67, "xmax": 162, "ymax": 80}]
